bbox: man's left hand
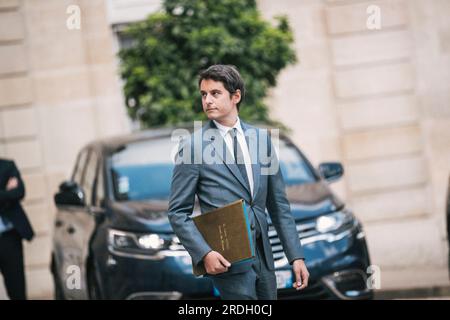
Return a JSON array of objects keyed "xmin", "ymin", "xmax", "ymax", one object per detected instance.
[
  {"xmin": 292, "ymin": 259, "xmax": 309, "ymax": 290},
  {"xmin": 6, "ymin": 177, "xmax": 18, "ymax": 190}
]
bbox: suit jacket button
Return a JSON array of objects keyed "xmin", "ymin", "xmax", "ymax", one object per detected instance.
[{"xmin": 251, "ymin": 223, "xmax": 255, "ymax": 230}]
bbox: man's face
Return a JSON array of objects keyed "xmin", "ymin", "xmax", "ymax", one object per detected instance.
[{"xmin": 200, "ymin": 79, "xmax": 240, "ymax": 124}]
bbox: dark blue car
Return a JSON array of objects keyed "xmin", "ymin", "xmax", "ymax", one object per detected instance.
[{"xmin": 50, "ymin": 127, "xmax": 373, "ymax": 300}]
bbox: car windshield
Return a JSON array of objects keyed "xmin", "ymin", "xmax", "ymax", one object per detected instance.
[
  {"xmin": 277, "ymin": 139, "xmax": 316, "ymax": 186},
  {"xmin": 110, "ymin": 136, "xmax": 316, "ymax": 202},
  {"xmin": 111, "ymin": 138, "xmax": 177, "ymax": 201}
]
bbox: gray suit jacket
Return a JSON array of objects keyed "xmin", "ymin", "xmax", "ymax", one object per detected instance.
[{"xmin": 168, "ymin": 120, "xmax": 304, "ymax": 275}]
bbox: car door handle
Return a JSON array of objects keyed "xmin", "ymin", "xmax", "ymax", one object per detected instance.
[{"xmin": 67, "ymin": 226, "xmax": 75, "ymax": 234}]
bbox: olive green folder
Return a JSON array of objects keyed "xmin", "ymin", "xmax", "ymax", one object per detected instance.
[{"xmin": 192, "ymin": 199, "xmax": 255, "ymax": 276}]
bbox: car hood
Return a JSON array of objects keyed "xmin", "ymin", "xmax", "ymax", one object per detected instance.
[
  {"xmin": 109, "ymin": 200, "xmax": 174, "ymax": 233},
  {"xmin": 108, "ymin": 181, "xmax": 344, "ymax": 233},
  {"xmin": 285, "ymin": 181, "xmax": 345, "ymax": 221}
]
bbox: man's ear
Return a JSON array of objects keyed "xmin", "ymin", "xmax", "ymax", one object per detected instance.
[{"xmin": 233, "ymin": 89, "xmax": 241, "ymax": 105}]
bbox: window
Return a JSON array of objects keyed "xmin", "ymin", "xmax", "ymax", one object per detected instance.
[
  {"xmin": 110, "ymin": 138, "xmax": 177, "ymax": 201},
  {"xmin": 72, "ymin": 149, "xmax": 89, "ymax": 185},
  {"xmin": 116, "ymin": 30, "xmax": 136, "ymax": 50},
  {"xmin": 279, "ymin": 140, "xmax": 316, "ymax": 185},
  {"xmin": 82, "ymin": 150, "xmax": 98, "ymax": 206},
  {"xmin": 94, "ymin": 160, "xmax": 105, "ymax": 208}
]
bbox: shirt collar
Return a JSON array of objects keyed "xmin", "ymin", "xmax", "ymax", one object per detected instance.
[{"xmin": 213, "ymin": 117, "xmax": 244, "ymax": 138}]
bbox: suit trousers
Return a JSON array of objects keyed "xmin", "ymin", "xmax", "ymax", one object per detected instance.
[
  {"xmin": 0, "ymin": 229, "xmax": 26, "ymax": 300},
  {"xmin": 207, "ymin": 235, "xmax": 277, "ymax": 300}
]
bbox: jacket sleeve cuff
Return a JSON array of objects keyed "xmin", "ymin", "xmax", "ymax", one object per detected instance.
[
  {"xmin": 289, "ymin": 257, "xmax": 305, "ymax": 265},
  {"xmin": 192, "ymin": 247, "xmax": 212, "ymax": 267}
]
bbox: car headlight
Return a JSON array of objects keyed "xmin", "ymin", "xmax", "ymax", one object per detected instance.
[
  {"xmin": 108, "ymin": 229, "xmax": 167, "ymax": 252},
  {"xmin": 316, "ymin": 209, "xmax": 354, "ymax": 233},
  {"xmin": 137, "ymin": 234, "xmax": 164, "ymax": 249}
]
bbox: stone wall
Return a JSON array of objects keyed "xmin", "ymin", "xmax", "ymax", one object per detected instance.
[
  {"xmin": 0, "ymin": 0, "xmax": 130, "ymax": 299},
  {"xmin": 259, "ymin": 0, "xmax": 450, "ymax": 289}
]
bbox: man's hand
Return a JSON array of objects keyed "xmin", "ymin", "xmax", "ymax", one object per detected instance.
[
  {"xmin": 6, "ymin": 177, "xmax": 18, "ymax": 190},
  {"xmin": 203, "ymin": 251, "xmax": 231, "ymax": 275},
  {"xmin": 292, "ymin": 259, "xmax": 309, "ymax": 290}
]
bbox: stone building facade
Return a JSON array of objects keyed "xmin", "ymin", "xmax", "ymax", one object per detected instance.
[
  {"xmin": 259, "ymin": 0, "xmax": 450, "ymax": 290},
  {"xmin": 0, "ymin": 0, "xmax": 449, "ymax": 298},
  {"xmin": 0, "ymin": 0, "xmax": 130, "ymax": 298}
]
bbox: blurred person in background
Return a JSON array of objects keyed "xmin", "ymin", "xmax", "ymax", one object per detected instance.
[{"xmin": 0, "ymin": 158, "xmax": 34, "ymax": 300}]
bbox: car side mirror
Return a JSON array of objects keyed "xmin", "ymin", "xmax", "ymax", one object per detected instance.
[
  {"xmin": 318, "ymin": 162, "xmax": 344, "ymax": 183},
  {"xmin": 54, "ymin": 180, "xmax": 86, "ymax": 207}
]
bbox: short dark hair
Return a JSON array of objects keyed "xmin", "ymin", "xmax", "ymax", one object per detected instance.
[{"xmin": 198, "ymin": 64, "xmax": 245, "ymax": 110}]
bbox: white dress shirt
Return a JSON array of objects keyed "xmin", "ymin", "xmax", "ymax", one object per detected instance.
[
  {"xmin": 213, "ymin": 118, "xmax": 254, "ymax": 197},
  {"xmin": 0, "ymin": 215, "xmax": 13, "ymax": 234}
]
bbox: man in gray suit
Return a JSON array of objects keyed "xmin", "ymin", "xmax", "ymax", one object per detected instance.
[{"xmin": 168, "ymin": 64, "xmax": 309, "ymax": 299}]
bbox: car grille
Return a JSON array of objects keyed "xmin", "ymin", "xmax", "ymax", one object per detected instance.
[{"xmin": 268, "ymin": 220, "xmax": 317, "ymax": 262}]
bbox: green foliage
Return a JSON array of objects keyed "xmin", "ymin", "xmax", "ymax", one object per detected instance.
[{"xmin": 119, "ymin": 0, "xmax": 296, "ymax": 128}]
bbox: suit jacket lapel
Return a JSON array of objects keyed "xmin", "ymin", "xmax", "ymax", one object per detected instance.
[
  {"xmin": 242, "ymin": 122, "xmax": 260, "ymax": 201},
  {"xmin": 206, "ymin": 121, "xmax": 252, "ymax": 199}
]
